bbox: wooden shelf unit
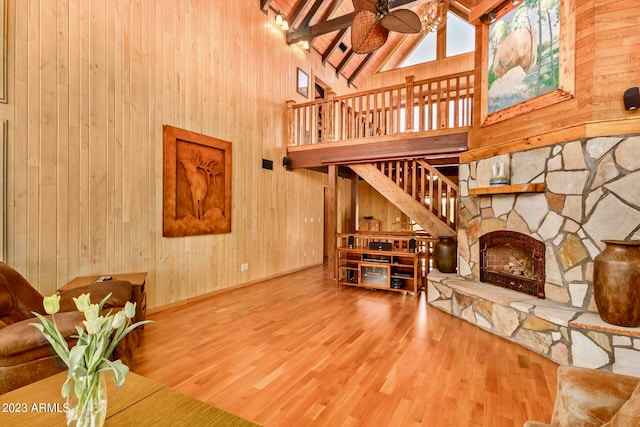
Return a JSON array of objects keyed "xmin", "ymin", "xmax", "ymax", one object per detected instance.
[{"xmin": 335, "ymin": 233, "xmax": 433, "ymax": 296}]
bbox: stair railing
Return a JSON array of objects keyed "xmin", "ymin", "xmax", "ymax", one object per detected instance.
[{"xmin": 374, "ymin": 159, "xmax": 458, "ymax": 231}]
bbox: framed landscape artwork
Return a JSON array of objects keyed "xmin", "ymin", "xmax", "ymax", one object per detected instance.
[
  {"xmin": 483, "ymin": 0, "xmax": 574, "ymax": 125},
  {"xmin": 163, "ymin": 125, "xmax": 232, "ymax": 237}
]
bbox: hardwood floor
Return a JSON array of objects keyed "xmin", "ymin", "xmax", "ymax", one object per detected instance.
[{"xmin": 133, "ymin": 264, "xmax": 558, "ymax": 426}]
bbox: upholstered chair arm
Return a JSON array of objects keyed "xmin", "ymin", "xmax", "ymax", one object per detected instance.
[
  {"xmin": 549, "ymin": 366, "xmax": 639, "ymax": 427},
  {"xmin": 0, "ymin": 311, "xmax": 84, "ymax": 358},
  {"xmin": 58, "ymin": 280, "xmax": 133, "ymax": 312}
]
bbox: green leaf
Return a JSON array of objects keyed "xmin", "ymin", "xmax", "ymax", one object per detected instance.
[
  {"xmin": 103, "ymin": 359, "xmax": 129, "ymax": 386},
  {"xmin": 68, "ymin": 344, "xmax": 88, "ymax": 372}
]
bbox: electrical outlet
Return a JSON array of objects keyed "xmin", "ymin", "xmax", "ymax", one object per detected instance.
[{"xmin": 240, "ymin": 263, "xmax": 249, "ymax": 272}]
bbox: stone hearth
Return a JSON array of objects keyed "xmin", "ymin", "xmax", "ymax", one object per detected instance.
[
  {"xmin": 434, "ymin": 134, "xmax": 640, "ymax": 375},
  {"xmin": 428, "ymin": 271, "xmax": 640, "ymax": 377}
]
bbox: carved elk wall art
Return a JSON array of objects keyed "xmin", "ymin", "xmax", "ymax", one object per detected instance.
[
  {"xmin": 163, "ymin": 125, "xmax": 231, "ymax": 237},
  {"xmin": 179, "ymin": 153, "xmax": 222, "ymax": 220}
]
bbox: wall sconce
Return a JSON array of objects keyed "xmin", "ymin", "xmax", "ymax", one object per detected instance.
[
  {"xmin": 623, "ymin": 87, "xmax": 640, "ymax": 111},
  {"xmin": 275, "ymin": 12, "xmax": 289, "ymax": 31}
]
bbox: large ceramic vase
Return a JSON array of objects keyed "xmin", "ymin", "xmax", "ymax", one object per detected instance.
[
  {"xmin": 593, "ymin": 240, "xmax": 640, "ymax": 327},
  {"xmin": 434, "ymin": 237, "xmax": 457, "ymax": 273}
]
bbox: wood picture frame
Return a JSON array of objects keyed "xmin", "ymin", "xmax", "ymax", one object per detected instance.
[
  {"xmin": 481, "ymin": 0, "xmax": 575, "ymax": 126},
  {"xmin": 297, "ymin": 67, "xmax": 309, "ymax": 98},
  {"xmin": 163, "ymin": 125, "xmax": 232, "ymax": 237}
]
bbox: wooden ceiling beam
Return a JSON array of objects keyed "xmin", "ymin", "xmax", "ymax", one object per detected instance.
[
  {"xmin": 322, "ymin": 29, "xmax": 348, "ymax": 65},
  {"xmin": 260, "ymin": 0, "xmax": 272, "ymax": 13},
  {"xmin": 469, "ymin": 0, "xmax": 506, "ymax": 24},
  {"xmin": 335, "ymin": 49, "xmax": 356, "ymax": 77},
  {"xmin": 289, "ymin": 0, "xmax": 315, "ymax": 29},
  {"xmin": 288, "ymin": 13, "xmax": 354, "ymax": 44},
  {"xmin": 449, "ymin": 3, "xmax": 471, "ymax": 21},
  {"xmin": 348, "ymin": 52, "xmax": 375, "ymax": 86},
  {"xmin": 297, "ymin": 0, "xmax": 331, "ymax": 32}
]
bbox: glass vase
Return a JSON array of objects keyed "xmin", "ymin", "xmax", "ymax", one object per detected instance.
[{"xmin": 66, "ymin": 372, "xmax": 108, "ymax": 427}]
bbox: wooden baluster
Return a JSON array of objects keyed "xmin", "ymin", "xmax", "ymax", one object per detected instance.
[
  {"xmin": 411, "ymin": 159, "xmax": 417, "ymax": 200},
  {"xmin": 437, "ymin": 178, "xmax": 443, "ymax": 220},
  {"xmin": 420, "ymin": 162, "xmax": 426, "ymax": 206},
  {"xmin": 428, "ymin": 171, "xmax": 434, "ymax": 212},
  {"xmin": 427, "ymin": 82, "xmax": 433, "ymax": 131},
  {"xmin": 436, "ymin": 80, "xmax": 443, "ymax": 129},
  {"xmin": 398, "ymin": 87, "xmax": 402, "ymax": 134},
  {"xmin": 381, "ymin": 89, "xmax": 386, "ymax": 135},
  {"xmin": 467, "ymin": 74, "xmax": 473, "ymax": 126}
]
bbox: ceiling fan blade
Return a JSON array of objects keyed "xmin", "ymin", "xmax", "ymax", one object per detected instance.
[
  {"xmin": 352, "ymin": 0, "xmax": 377, "ymax": 13},
  {"xmin": 351, "ymin": 11, "xmax": 389, "ymax": 54},
  {"xmin": 380, "ymin": 9, "xmax": 422, "ymax": 34}
]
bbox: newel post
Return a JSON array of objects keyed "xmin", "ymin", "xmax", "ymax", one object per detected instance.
[
  {"xmin": 405, "ymin": 76, "xmax": 415, "ymax": 132},
  {"xmin": 287, "ymin": 100, "xmax": 296, "ymax": 146}
]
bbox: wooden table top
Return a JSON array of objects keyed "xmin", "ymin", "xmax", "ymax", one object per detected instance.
[
  {"xmin": 60, "ymin": 272, "xmax": 148, "ymax": 290},
  {"xmin": 0, "ymin": 371, "xmax": 259, "ymax": 426}
]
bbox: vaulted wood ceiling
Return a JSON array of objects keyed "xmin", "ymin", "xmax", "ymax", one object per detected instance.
[{"xmin": 259, "ymin": 0, "xmax": 478, "ymax": 89}]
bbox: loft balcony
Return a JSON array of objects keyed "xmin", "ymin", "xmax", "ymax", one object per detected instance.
[{"xmin": 286, "ymin": 71, "xmax": 474, "ymax": 168}]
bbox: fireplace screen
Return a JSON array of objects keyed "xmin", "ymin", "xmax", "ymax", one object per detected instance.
[{"xmin": 479, "ymin": 230, "xmax": 545, "ymax": 298}]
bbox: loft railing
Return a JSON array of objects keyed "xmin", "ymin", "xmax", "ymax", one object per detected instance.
[
  {"xmin": 374, "ymin": 158, "xmax": 458, "ymax": 231},
  {"xmin": 287, "ymin": 71, "xmax": 474, "ymax": 147}
]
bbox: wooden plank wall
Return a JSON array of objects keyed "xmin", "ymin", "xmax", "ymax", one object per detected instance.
[
  {"xmin": 1, "ymin": 0, "xmax": 352, "ymax": 309},
  {"xmin": 357, "ymin": 181, "xmax": 408, "ymax": 231},
  {"xmin": 467, "ymin": 0, "xmax": 640, "ymax": 156}
]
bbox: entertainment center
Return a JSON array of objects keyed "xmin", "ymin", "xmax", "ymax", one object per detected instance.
[{"xmin": 335, "ymin": 233, "xmax": 436, "ymax": 296}]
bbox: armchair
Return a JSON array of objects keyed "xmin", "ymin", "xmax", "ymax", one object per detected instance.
[
  {"xmin": 0, "ymin": 263, "xmax": 136, "ymax": 394},
  {"xmin": 524, "ymin": 365, "xmax": 640, "ymax": 426}
]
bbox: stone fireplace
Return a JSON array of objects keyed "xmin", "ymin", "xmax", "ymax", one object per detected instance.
[
  {"xmin": 427, "ymin": 134, "xmax": 640, "ymax": 377},
  {"xmin": 479, "ymin": 230, "xmax": 545, "ymax": 298}
]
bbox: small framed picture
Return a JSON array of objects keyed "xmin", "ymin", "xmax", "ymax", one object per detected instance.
[{"xmin": 296, "ymin": 67, "xmax": 309, "ymax": 98}]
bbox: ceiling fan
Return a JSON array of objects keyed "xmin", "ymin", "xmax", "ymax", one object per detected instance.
[{"xmin": 351, "ymin": 0, "xmax": 422, "ymax": 54}]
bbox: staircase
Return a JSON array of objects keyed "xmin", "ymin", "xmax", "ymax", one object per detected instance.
[{"xmin": 349, "ymin": 159, "xmax": 458, "ymax": 237}]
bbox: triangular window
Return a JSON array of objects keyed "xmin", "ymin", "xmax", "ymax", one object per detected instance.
[
  {"xmin": 446, "ymin": 12, "xmax": 475, "ymax": 57},
  {"xmin": 399, "ymin": 12, "xmax": 475, "ymax": 68}
]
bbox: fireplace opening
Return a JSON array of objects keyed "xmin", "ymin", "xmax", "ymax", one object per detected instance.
[{"xmin": 479, "ymin": 230, "xmax": 545, "ymax": 298}]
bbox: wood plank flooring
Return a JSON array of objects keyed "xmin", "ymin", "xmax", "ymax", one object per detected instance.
[{"xmin": 133, "ymin": 264, "xmax": 558, "ymax": 426}]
